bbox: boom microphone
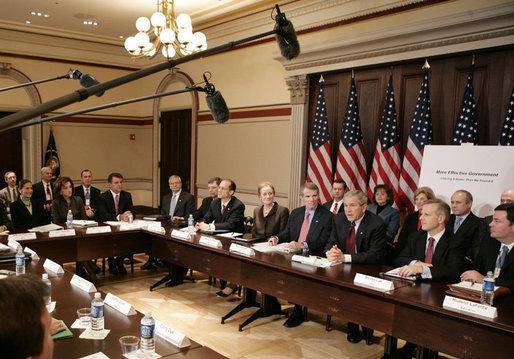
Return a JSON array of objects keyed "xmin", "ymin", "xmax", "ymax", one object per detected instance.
[
  {"xmin": 274, "ymin": 4, "xmax": 300, "ymax": 60},
  {"xmin": 203, "ymin": 73, "xmax": 230, "ymax": 124},
  {"xmin": 71, "ymin": 70, "xmax": 104, "ymax": 97}
]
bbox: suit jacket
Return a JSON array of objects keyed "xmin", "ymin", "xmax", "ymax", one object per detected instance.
[
  {"xmin": 73, "ymin": 185, "xmax": 101, "ymax": 210},
  {"xmin": 367, "ymin": 204, "xmax": 400, "ymax": 243},
  {"xmin": 0, "ymin": 201, "xmax": 12, "ymax": 230},
  {"xmin": 96, "ymin": 190, "xmax": 135, "ymax": 222},
  {"xmin": 161, "ymin": 191, "xmax": 195, "ymax": 218},
  {"xmin": 193, "ymin": 196, "xmax": 213, "ymax": 221},
  {"xmin": 397, "ymin": 211, "xmax": 424, "ymax": 253},
  {"xmin": 9, "ymin": 197, "xmax": 49, "ymax": 228},
  {"xmin": 51, "ymin": 196, "xmax": 87, "ymax": 225},
  {"xmin": 322, "ymin": 200, "xmax": 344, "ymax": 214},
  {"xmin": 446, "ymin": 212, "xmax": 483, "ymax": 262},
  {"xmin": 203, "ymin": 196, "xmax": 245, "ymax": 233},
  {"xmin": 277, "ymin": 205, "xmax": 333, "ymax": 253},
  {"xmin": 474, "ymin": 235, "xmax": 514, "ymax": 293},
  {"xmin": 393, "ymin": 230, "xmax": 467, "ymax": 282},
  {"xmin": 32, "ymin": 181, "xmax": 54, "ymax": 203},
  {"xmin": 325, "ymin": 211, "xmax": 387, "ymax": 264},
  {"xmin": 252, "ymin": 202, "xmax": 289, "ymax": 237},
  {"xmin": 0, "ymin": 186, "xmax": 18, "ymax": 207}
]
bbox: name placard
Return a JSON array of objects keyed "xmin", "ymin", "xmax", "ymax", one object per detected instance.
[
  {"xmin": 70, "ymin": 274, "xmax": 97, "ymax": 293},
  {"xmin": 291, "ymin": 255, "xmax": 317, "ymax": 266},
  {"xmin": 79, "ymin": 352, "xmax": 110, "ymax": 359},
  {"xmin": 120, "ymin": 223, "xmax": 145, "ymax": 231},
  {"xmin": 155, "ymin": 319, "xmax": 190, "ymax": 348},
  {"xmin": 86, "ymin": 226, "xmax": 112, "ymax": 234},
  {"xmin": 171, "ymin": 229, "xmax": 189, "ymax": 240},
  {"xmin": 146, "ymin": 225, "xmax": 165, "ymax": 235},
  {"xmin": 24, "ymin": 247, "xmax": 39, "ymax": 259},
  {"xmin": 49, "ymin": 229, "xmax": 76, "ymax": 238},
  {"xmin": 354, "ymin": 273, "xmax": 394, "ymax": 292},
  {"xmin": 104, "ymin": 293, "xmax": 136, "ymax": 316},
  {"xmin": 7, "ymin": 238, "xmax": 22, "ymax": 251},
  {"xmin": 442, "ymin": 295, "xmax": 498, "ymax": 319},
  {"xmin": 199, "ymin": 236, "xmax": 222, "ymax": 249},
  {"xmin": 8, "ymin": 232, "xmax": 36, "ymax": 241},
  {"xmin": 43, "ymin": 258, "xmax": 64, "ymax": 274},
  {"xmin": 229, "ymin": 243, "xmax": 255, "ymax": 256}
]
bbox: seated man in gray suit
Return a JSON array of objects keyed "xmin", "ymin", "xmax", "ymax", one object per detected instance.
[
  {"xmin": 268, "ymin": 182, "xmax": 333, "ymax": 328},
  {"xmin": 0, "ymin": 171, "xmax": 18, "ymax": 216}
]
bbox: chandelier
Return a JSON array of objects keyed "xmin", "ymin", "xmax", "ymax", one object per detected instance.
[{"xmin": 124, "ymin": 0, "xmax": 207, "ymax": 59}]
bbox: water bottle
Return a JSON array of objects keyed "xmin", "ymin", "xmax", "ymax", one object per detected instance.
[
  {"xmin": 66, "ymin": 209, "xmax": 73, "ymax": 228},
  {"xmin": 140, "ymin": 310, "xmax": 155, "ymax": 355},
  {"xmin": 42, "ymin": 273, "xmax": 52, "ymax": 306},
  {"xmin": 481, "ymin": 271, "xmax": 495, "ymax": 306},
  {"xmin": 91, "ymin": 292, "xmax": 104, "ymax": 331},
  {"xmin": 187, "ymin": 214, "xmax": 195, "ymax": 235},
  {"xmin": 15, "ymin": 248, "xmax": 25, "ymax": 276}
]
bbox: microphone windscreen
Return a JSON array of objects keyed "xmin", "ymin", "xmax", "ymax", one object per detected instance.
[
  {"xmin": 275, "ymin": 19, "xmax": 300, "ymax": 60},
  {"xmin": 79, "ymin": 74, "xmax": 104, "ymax": 97},
  {"xmin": 206, "ymin": 91, "xmax": 230, "ymax": 124}
]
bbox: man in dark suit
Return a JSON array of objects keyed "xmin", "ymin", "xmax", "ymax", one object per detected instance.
[
  {"xmin": 268, "ymin": 182, "xmax": 333, "ymax": 328},
  {"xmin": 0, "ymin": 171, "xmax": 18, "ymax": 215},
  {"xmin": 393, "ymin": 198, "xmax": 467, "ymax": 358},
  {"xmin": 32, "ymin": 167, "xmax": 54, "ymax": 216},
  {"xmin": 193, "ymin": 177, "xmax": 220, "ymax": 221},
  {"xmin": 197, "ymin": 178, "xmax": 245, "ymax": 233},
  {"xmin": 73, "ymin": 169, "xmax": 100, "ymax": 219},
  {"xmin": 325, "ymin": 190, "xmax": 386, "ymax": 344},
  {"xmin": 461, "ymin": 203, "xmax": 514, "ymax": 293},
  {"xmin": 159, "ymin": 174, "xmax": 195, "ymax": 282},
  {"xmin": 447, "ymin": 189, "xmax": 483, "ymax": 263},
  {"xmin": 322, "ymin": 178, "xmax": 346, "ymax": 214},
  {"xmin": 479, "ymin": 188, "xmax": 514, "ymax": 239},
  {"xmin": 96, "ymin": 172, "xmax": 135, "ymax": 274}
]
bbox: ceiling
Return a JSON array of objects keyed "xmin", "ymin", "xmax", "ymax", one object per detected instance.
[{"xmin": 0, "ymin": 0, "xmax": 277, "ymax": 43}]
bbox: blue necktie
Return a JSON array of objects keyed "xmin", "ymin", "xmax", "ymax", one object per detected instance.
[
  {"xmin": 453, "ymin": 217, "xmax": 463, "ymax": 234},
  {"xmin": 496, "ymin": 246, "xmax": 509, "ymax": 270}
]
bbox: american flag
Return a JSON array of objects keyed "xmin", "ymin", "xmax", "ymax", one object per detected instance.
[
  {"xmin": 306, "ymin": 75, "xmax": 333, "ymax": 203},
  {"xmin": 368, "ymin": 75, "xmax": 401, "ymax": 208},
  {"xmin": 451, "ymin": 64, "xmax": 477, "ymax": 145},
  {"xmin": 399, "ymin": 68, "xmax": 433, "ymax": 213},
  {"xmin": 335, "ymin": 77, "xmax": 367, "ymax": 192},
  {"xmin": 500, "ymin": 86, "xmax": 514, "ymax": 146}
]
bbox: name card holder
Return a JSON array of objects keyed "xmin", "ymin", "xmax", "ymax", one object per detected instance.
[
  {"xmin": 8, "ymin": 232, "xmax": 37, "ymax": 241},
  {"xmin": 7, "ymin": 238, "xmax": 22, "ymax": 251},
  {"xmin": 199, "ymin": 236, "xmax": 222, "ymax": 249},
  {"xmin": 104, "ymin": 293, "xmax": 136, "ymax": 316},
  {"xmin": 155, "ymin": 319, "xmax": 190, "ymax": 348},
  {"xmin": 43, "ymin": 258, "xmax": 64, "ymax": 274},
  {"xmin": 147, "ymin": 225, "xmax": 165, "ymax": 235},
  {"xmin": 79, "ymin": 352, "xmax": 110, "ymax": 359},
  {"xmin": 70, "ymin": 274, "xmax": 97, "ymax": 293},
  {"xmin": 291, "ymin": 255, "xmax": 317, "ymax": 266},
  {"xmin": 86, "ymin": 226, "xmax": 112, "ymax": 234},
  {"xmin": 49, "ymin": 229, "xmax": 76, "ymax": 238},
  {"xmin": 120, "ymin": 223, "xmax": 145, "ymax": 231},
  {"xmin": 443, "ymin": 295, "xmax": 498, "ymax": 319},
  {"xmin": 229, "ymin": 243, "xmax": 255, "ymax": 256},
  {"xmin": 25, "ymin": 247, "xmax": 39, "ymax": 259},
  {"xmin": 171, "ymin": 229, "xmax": 190, "ymax": 240},
  {"xmin": 354, "ymin": 273, "xmax": 394, "ymax": 292}
]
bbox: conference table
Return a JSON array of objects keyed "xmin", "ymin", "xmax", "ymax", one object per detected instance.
[{"xmin": 2, "ymin": 222, "xmax": 513, "ymax": 359}]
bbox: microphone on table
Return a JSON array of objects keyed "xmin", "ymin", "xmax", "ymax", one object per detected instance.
[
  {"xmin": 273, "ymin": 4, "xmax": 300, "ymax": 60},
  {"xmin": 70, "ymin": 69, "xmax": 104, "ymax": 97},
  {"xmin": 203, "ymin": 73, "xmax": 230, "ymax": 124}
]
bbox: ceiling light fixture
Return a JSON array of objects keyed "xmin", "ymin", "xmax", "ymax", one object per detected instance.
[{"xmin": 124, "ymin": 0, "xmax": 207, "ymax": 60}]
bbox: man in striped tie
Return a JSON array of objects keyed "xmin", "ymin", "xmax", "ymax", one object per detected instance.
[{"xmin": 322, "ymin": 179, "xmax": 346, "ymax": 215}]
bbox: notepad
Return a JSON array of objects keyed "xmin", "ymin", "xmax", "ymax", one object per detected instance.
[{"xmin": 52, "ymin": 321, "xmax": 73, "ymax": 340}]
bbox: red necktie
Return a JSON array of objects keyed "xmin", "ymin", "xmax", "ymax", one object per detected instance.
[
  {"xmin": 46, "ymin": 184, "xmax": 51, "ymax": 200},
  {"xmin": 425, "ymin": 237, "xmax": 435, "ymax": 264},
  {"xmin": 222, "ymin": 204, "xmax": 226, "ymax": 216},
  {"xmin": 332, "ymin": 202, "xmax": 338, "ymax": 214},
  {"xmin": 346, "ymin": 222, "xmax": 356, "ymax": 254},
  {"xmin": 297, "ymin": 212, "xmax": 310, "ymax": 243},
  {"xmin": 417, "ymin": 213, "xmax": 422, "ymax": 230},
  {"xmin": 115, "ymin": 194, "xmax": 119, "ymax": 215}
]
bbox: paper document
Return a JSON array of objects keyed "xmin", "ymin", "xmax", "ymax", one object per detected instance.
[
  {"xmin": 28, "ymin": 223, "xmax": 63, "ymax": 232},
  {"xmin": 383, "ymin": 267, "xmax": 417, "ymax": 281}
]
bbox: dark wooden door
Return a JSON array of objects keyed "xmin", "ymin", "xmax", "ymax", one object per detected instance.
[
  {"xmin": 0, "ymin": 112, "xmax": 22, "ymax": 190},
  {"xmin": 160, "ymin": 109, "xmax": 192, "ymax": 203}
]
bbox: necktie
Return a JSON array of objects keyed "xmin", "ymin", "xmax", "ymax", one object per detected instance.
[
  {"xmin": 115, "ymin": 194, "xmax": 119, "ymax": 215},
  {"xmin": 496, "ymin": 246, "xmax": 509, "ymax": 271},
  {"xmin": 169, "ymin": 195, "xmax": 177, "ymax": 216},
  {"xmin": 46, "ymin": 183, "xmax": 51, "ymax": 201},
  {"xmin": 425, "ymin": 237, "xmax": 435, "ymax": 264},
  {"xmin": 453, "ymin": 217, "xmax": 463, "ymax": 234},
  {"xmin": 332, "ymin": 202, "xmax": 338, "ymax": 214},
  {"xmin": 346, "ymin": 222, "xmax": 356, "ymax": 254},
  {"xmin": 12, "ymin": 188, "xmax": 17, "ymax": 201},
  {"xmin": 85, "ymin": 188, "xmax": 90, "ymax": 206},
  {"xmin": 297, "ymin": 212, "xmax": 310, "ymax": 243},
  {"xmin": 417, "ymin": 213, "xmax": 422, "ymax": 230},
  {"xmin": 221, "ymin": 204, "xmax": 226, "ymax": 216}
]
